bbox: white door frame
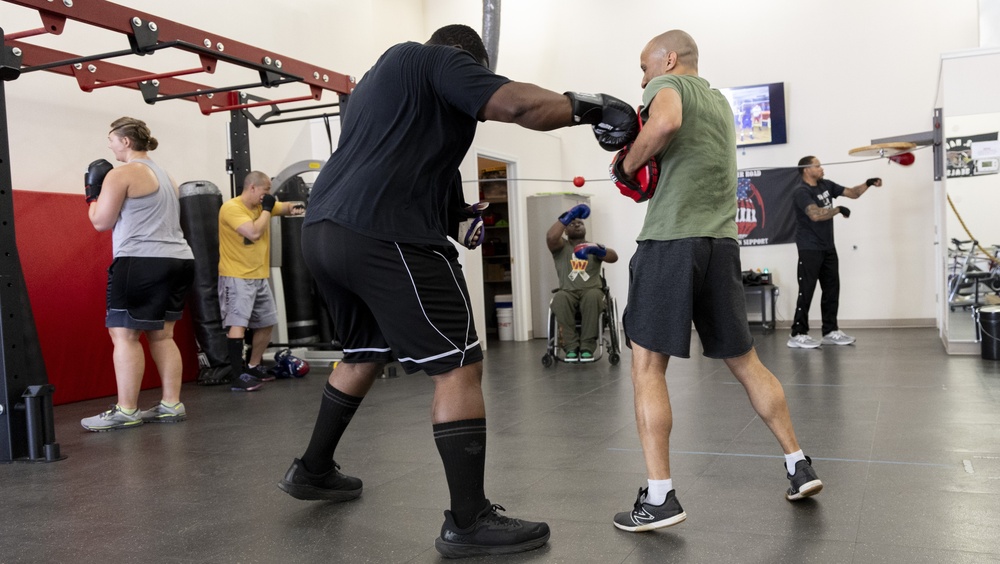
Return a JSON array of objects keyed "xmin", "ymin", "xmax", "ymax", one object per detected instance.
[{"xmin": 472, "ymin": 149, "xmax": 529, "ymax": 341}]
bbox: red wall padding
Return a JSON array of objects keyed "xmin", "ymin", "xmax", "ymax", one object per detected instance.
[{"xmin": 12, "ymin": 190, "xmax": 199, "ymax": 406}]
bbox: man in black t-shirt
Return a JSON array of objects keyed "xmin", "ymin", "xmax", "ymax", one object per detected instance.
[
  {"xmin": 278, "ymin": 24, "xmax": 639, "ymax": 558},
  {"xmin": 787, "ymin": 156, "xmax": 881, "ymax": 349}
]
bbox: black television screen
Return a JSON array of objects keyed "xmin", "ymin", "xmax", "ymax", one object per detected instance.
[{"xmin": 718, "ymin": 82, "xmax": 787, "ymax": 148}]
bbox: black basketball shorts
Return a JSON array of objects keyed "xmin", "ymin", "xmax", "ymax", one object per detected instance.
[
  {"xmin": 623, "ymin": 237, "xmax": 753, "ymax": 359},
  {"xmin": 302, "ymin": 221, "xmax": 483, "ymax": 376},
  {"xmin": 106, "ymin": 256, "xmax": 195, "ymax": 331}
]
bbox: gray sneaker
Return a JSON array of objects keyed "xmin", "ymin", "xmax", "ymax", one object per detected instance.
[
  {"xmin": 786, "ymin": 456, "xmax": 823, "ymax": 501},
  {"xmin": 821, "ymin": 330, "xmax": 856, "ymax": 346},
  {"xmin": 787, "ymin": 334, "xmax": 822, "ymax": 349},
  {"xmin": 81, "ymin": 405, "xmax": 143, "ymax": 432},
  {"xmin": 139, "ymin": 401, "xmax": 187, "ymax": 423},
  {"xmin": 613, "ymin": 487, "xmax": 687, "ymax": 532}
]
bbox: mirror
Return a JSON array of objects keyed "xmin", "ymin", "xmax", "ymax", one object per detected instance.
[
  {"xmin": 943, "ymin": 114, "xmax": 1000, "ymax": 347},
  {"xmin": 939, "ymin": 50, "xmax": 1000, "ymax": 353}
]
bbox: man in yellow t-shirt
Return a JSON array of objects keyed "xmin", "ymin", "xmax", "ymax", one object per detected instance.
[{"xmin": 218, "ymin": 171, "xmax": 304, "ymax": 391}]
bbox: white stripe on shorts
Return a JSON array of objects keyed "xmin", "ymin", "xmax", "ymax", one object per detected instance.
[
  {"xmin": 394, "ymin": 244, "xmax": 476, "ymax": 367},
  {"xmin": 343, "ymin": 346, "xmax": 392, "ymax": 354}
]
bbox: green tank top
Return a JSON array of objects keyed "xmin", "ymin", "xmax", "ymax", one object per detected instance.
[
  {"xmin": 552, "ymin": 243, "xmax": 603, "ymax": 290},
  {"xmin": 637, "ymin": 74, "xmax": 738, "ymax": 242}
]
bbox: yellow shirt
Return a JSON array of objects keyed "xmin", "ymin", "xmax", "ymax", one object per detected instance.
[{"xmin": 218, "ymin": 198, "xmax": 284, "ymax": 279}]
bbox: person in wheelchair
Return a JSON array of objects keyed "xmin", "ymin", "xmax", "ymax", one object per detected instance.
[{"xmin": 546, "ymin": 203, "xmax": 618, "ymax": 362}]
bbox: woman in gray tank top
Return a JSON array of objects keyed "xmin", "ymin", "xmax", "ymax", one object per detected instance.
[{"xmin": 80, "ymin": 117, "xmax": 196, "ymax": 432}]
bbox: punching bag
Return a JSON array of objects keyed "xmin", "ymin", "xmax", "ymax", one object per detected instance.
[
  {"xmin": 178, "ymin": 181, "xmax": 232, "ymax": 385},
  {"xmin": 279, "ymin": 214, "xmax": 321, "ymax": 344}
]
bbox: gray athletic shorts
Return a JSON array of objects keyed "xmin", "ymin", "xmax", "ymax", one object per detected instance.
[
  {"xmin": 623, "ymin": 237, "xmax": 753, "ymax": 359},
  {"xmin": 218, "ymin": 276, "xmax": 278, "ymax": 329}
]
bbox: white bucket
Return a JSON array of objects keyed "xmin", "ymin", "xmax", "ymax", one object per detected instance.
[{"xmin": 497, "ymin": 307, "xmax": 514, "ymax": 341}]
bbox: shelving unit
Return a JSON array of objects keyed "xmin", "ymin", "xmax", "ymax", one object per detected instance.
[{"xmin": 479, "ymin": 161, "xmax": 512, "ymax": 336}]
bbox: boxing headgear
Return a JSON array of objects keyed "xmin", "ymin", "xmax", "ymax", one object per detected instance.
[{"xmin": 270, "ymin": 348, "xmax": 310, "ymax": 379}]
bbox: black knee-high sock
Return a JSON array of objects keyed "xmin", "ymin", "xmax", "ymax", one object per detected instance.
[
  {"xmin": 434, "ymin": 418, "xmax": 487, "ymax": 529},
  {"xmin": 227, "ymin": 338, "xmax": 244, "ymax": 378},
  {"xmin": 301, "ymin": 383, "xmax": 363, "ymax": 475}
]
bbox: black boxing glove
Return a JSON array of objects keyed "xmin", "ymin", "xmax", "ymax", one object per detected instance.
[
  {"xmin": 866, "ymin": 178, "xmax": 881, "ymax": 187},
  {"xmin": 261, "ymin": 194, "xmax": 276, "ymax": 213},
  {"xmin": 84, "ymin": 158, "xmax": 113, "ymax": 204},
  {"xmin": 564, "ymin": 92, "xmax": 639, "ymax": 151},
  {"xmin": 839, "ymin": 206, "xmax": 851, "ymax": 218},
  {"xmin": 609, "ymin": 146, "xmax": 659, "ymax": 203}
]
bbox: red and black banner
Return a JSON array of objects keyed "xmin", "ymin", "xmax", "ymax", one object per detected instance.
[{"xmin": 736, "ymin": 167, "xmax": 800, "ymax": 247}]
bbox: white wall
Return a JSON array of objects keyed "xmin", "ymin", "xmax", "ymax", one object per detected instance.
[
  {"xmin": 3, "ymin": 0, "xmax": 984, "ymax": 330},
  {"xmin": 425, "ymin": 0, "xmax": 981, "ymax": 327},
  {"xmin": 2, "ymin": 0, "xmax": 425, "ymax": 194}
]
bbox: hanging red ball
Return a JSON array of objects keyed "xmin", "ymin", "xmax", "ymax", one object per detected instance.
[
  {"xmin": 889, "ymin": 152, "xmax": 915, "ymax": 166},
  {"xmin": 572, "ymin": 176, "xmax": 585, "ymax": 187}
]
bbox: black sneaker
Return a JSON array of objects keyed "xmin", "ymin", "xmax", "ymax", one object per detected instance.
[
  {"xmin": 230, "ymin": 372, "xmax": 265, "ymax": 392},
  {"xmin": 277, "ymin": 458, "xmax": 362, "ymax": 502},
  {"xmin": 613, "ymin": 487, "xmax": 687, "ymax": 532},
  {"xmin": 786, "ymin": 456, "xmax": 823, "ymax": 500},
  {"xmin": 435, "ymin": 501, "xmax": 550, "ymax": 558},
  {"xmin": 246, "ymin": 364, "xmax": 275, "ymax": 382}
]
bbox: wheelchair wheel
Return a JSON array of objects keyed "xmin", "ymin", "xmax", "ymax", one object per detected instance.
[
  {"xmin": 605, "ymin": 298, "xmax": 621, "ymax": 364},
  {"xmin": 541, "ymin": 353, "xmax": 554, "ymax": 367}
]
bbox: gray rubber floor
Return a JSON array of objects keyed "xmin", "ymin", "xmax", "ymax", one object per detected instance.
[{"xmin": 2, "ymin": 328, "xmax": 999, "ymax": 563}]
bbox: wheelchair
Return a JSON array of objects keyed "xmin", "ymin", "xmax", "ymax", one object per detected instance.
[{"xmin": 541, "ymin": 271, "xmax": 621, "ymax": 367}]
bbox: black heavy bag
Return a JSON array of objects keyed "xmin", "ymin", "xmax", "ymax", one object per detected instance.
[
  {"xmin": 280, "ymin": 215, "xmax": 321, "ymax": 344},
  {"xmin": 178, "ymin": 181, "xmax": 232, "ymax": 385}
]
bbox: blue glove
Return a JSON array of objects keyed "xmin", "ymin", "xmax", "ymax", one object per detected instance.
[
  {"xmin": 558, "ymin": 203, "xmax": 591, "ymax": 225},
  {"xmin": 574, "ymin": 243, "xmax": 607, "ymax": 259}
]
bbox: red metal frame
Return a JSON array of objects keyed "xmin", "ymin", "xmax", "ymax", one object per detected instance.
[{"xmin": 2, "ymin": 0, "xmax": 354, "ymax": 115}]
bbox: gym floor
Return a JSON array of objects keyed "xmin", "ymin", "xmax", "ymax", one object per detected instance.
[{"xmin": 2, "ymin": 328, "xmax": 999, "ymax": 563}]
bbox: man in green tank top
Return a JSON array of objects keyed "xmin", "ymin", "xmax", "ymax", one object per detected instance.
[{"xmin": 609, "ymin": 30, "xmax": 823, "ymax": 534}]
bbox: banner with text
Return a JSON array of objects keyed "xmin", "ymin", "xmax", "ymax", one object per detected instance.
[{"xmin": 737, "ymin": 167, "xmax": 799, "ymax": 247}]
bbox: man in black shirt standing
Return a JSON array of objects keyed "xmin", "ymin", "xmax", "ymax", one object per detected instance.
[
  {"xmin": 277, "ymin": 24, "xmax": 637, "ymax": 558},
  {"xmin": 787, "ymin": 156, "xmax": 881, "ymax": 349}
]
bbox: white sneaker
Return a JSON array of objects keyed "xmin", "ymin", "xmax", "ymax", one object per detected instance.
[
  {"xmin": 821, "ymin": 330, "xmax": 856, "ymax": 346},
  {"xmin": 787, "ymin": 334, "xmax": 822, "ymax": 349}
]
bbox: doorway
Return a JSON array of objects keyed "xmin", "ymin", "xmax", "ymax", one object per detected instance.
[{"xmin": 477, "ymin": 156, "xmax": 514, "ymax": 341}]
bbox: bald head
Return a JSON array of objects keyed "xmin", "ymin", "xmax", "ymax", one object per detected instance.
[
  {"xmin": 640, "ymin": 30, "xmax": 699, "ymax": 86},
  {"xmin": 244, "ymin": 170, "xmax": 270, "ymax": 190}
]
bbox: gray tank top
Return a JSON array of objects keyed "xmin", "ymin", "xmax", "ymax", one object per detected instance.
[{"xmin": 112, "ymin": 158, "xmax": 194, "ymax": 260}]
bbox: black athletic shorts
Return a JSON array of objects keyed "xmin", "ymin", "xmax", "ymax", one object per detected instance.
[
  {"xmin": 302, "ymin": 220, "xmax": 483, "ymax": 376},
  {"xmin": 623, "ymin": 237, "xmax": 753, "ymax": 359},
  {"xmin": 106, "ymin": 256, "xmax": 195, "ymax": 331}
]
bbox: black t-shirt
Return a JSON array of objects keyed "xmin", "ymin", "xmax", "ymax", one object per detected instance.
[
  {"xmin": 792, "ymin": 178, "xmax": 845, "ymax": 251},
  {"xmin": 304, "ymin": 42, "xmax": 511, "ymax": 245}
]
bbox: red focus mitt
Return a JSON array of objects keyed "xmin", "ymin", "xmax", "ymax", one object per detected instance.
[{"xmin": 609, "ymin": 147, "xmax": 659, "ymax": 203}]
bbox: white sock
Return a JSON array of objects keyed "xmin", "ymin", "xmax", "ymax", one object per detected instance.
[
  {"xmin": 785, "ymin": 450, "xmax": 806, "ymax": 475},
  {"xmin": 646, "ymin": 479, "xmax": 673, "ymax": 506}
]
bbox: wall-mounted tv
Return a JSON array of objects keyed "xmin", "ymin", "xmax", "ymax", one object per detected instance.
[{"xmin": 718, "ymin": 82, "xmax": 787, "ymax": 148}]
